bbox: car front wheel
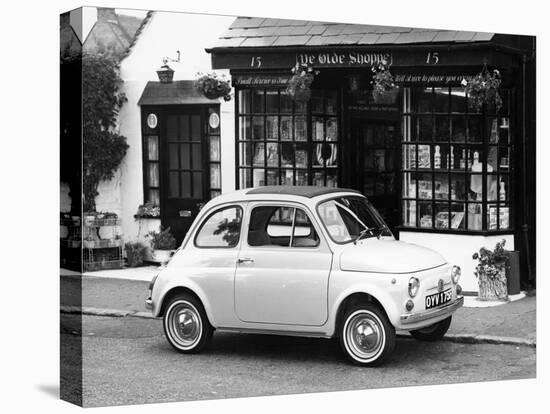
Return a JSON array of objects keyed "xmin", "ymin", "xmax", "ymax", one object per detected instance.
[
  {"xmin": 163, "ymin": 294, "xmax": 213, "ymax": 353},
  {"xmin": 340, "ymin": 303, "xmax": 396, "ymax": 367},
  {"xmin": 409, "ymin": 316, "xmax": 452, "ymax": 342}
]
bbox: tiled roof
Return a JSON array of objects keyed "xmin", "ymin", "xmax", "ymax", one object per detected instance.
[
  {"xmin": 211, "ymin": 17, "xmax": 495, "ymax": 49},
  {"xmin": 138, "ymin": 81, "xmax": 218, "ymax": 106}
]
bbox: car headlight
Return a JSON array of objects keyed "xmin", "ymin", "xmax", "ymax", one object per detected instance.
[
  {"xmin": 451, "ymin": 265, "xmax": 461, "ymax": 284},
  {"xmin": 408, "ymin": 277, "xmax": 420, "ymax": 298}
]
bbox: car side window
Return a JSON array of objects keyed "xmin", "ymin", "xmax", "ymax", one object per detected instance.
[
  {"xmin": 195, "ymin": 206, "xmax": 243, "ymax": 248},
  {"xmin": 248, "ymin": 205, "xmax": 319, "ymax": 248}
]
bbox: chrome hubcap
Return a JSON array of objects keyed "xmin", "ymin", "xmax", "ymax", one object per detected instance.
[
  {"xmin": 167, "ymin": 302, "xmax": 202, "ymax": 349},
  {"xmin": 345, "ymin": 311, "xmax": 385, "ymax": 361}
]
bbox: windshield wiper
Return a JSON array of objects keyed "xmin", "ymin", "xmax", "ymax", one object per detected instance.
[
  {"xmin": 353, "ymin": 227, "xmax": 375, "ymax": 244},
  {"xmin": 374, "ymin": 224, "xmax": 389, "ymax": 239}
]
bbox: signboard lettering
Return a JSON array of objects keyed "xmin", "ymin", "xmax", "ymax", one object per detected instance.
[{"xmin": 298, "ymin": 51, "xmax": 392, "ymax": 67}]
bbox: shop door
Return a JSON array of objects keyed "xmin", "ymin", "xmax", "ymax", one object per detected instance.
[
  {"xmin": 351, "ymin": 118, "xmax": 400, "ymax": 233},
  {"xmin": 160, "ymin": 110, "xmax": 209, "ymax": 244}
]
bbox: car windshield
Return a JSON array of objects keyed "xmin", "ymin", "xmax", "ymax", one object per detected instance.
[{"xmin": 317, "ymin": 196, "xmax": 393, "ymax": 243}]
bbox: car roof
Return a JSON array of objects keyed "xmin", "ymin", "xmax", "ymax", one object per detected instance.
[{"xmin": 245, "ymin": 185, "xmax": 360, "ymax": 198}]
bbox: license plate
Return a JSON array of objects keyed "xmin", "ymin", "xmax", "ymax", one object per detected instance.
[{"xmin": 425, "ymin": 288, "xmax": 452, "ymax": 309}]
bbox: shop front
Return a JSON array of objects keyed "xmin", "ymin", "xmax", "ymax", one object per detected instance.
[{"xmin": 208, "ymin": 20, "xmax": 536, "ymax": 292}]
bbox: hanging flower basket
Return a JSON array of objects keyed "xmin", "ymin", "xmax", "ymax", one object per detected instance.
[
  {"xmin": 472, "ymin": 239, "xmax": 510, "ymax": 301},
  {"xmin": 286, "ymin": 63, "xmax": 319, "ymax": 102},
  {"xmin": 370, "ymin": 59, "xmax": 399, "ymax": 105},
  {"xmin": 463, "ymin": 65, "xmax": 502, "ymax": 113},
  {"xmin": 195, "ymin": 72, "xmax": 232, "ymax": 101}
]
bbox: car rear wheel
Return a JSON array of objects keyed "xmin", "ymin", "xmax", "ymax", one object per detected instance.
[
  {"xmin": 409, "ymin": 316, "xmax": 452, "ymax": 342},
  {"xmin": 340, "ymin": 303, "xmax": 395, "ymax": 367},
  {"xmin": 163, "ymin": 294, "xmax": 213, "ymax": 353}
]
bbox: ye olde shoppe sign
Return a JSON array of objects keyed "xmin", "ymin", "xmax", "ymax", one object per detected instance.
[{"xmin": 297, "ymin": 51, "xmax": 393, "ymax": 67}]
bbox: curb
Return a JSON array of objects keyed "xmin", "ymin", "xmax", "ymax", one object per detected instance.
[{"xmin": 61, "ymin": 306, "xmax": 536, "ymax": 348}]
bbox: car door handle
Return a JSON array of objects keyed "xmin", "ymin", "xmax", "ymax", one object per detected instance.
[{"xmin": 237, "ymin": 258, "xmax": 254, "ymax": 264}]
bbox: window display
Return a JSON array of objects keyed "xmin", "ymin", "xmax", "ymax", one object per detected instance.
[{"xmin": 401, "ymin": 86, "xmax": 512, "ymax": 232}]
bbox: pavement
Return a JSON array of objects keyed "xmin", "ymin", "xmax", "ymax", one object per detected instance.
[{"xmin": 60, "ymin": 266, "xmax": 536, "ymax": 348}]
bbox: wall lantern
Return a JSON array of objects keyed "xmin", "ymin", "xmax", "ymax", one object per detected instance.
[{"xmin": 156, "ymin": 51, "xmax": 181, "ymax": 84}]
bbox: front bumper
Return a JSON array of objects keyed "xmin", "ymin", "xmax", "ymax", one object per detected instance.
[
  {"xmin": 145, "ymin": 298, "xmax": 153, "ymax": 310},
  {"xmin": 400, "ymin": 296, "xmax": 464, "ymax": 325}
]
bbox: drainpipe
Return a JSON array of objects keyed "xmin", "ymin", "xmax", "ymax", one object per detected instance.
[{"xmin": 520, "ymin": 53, "xmax": 533, "ymax": 285}]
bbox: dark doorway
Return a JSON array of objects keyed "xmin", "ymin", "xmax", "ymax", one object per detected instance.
[
  {"xmin": 160, "ymin": 109, "xmax": 210, "ymax": 244},
  {"xmin": 349, "ymin": 116, "xmax": 400, "ymax": 234}
]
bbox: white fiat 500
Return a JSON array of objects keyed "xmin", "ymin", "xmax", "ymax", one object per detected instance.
[{"xmin": 146, "ymin": 186, "xmax": 463, "ymax": 366}]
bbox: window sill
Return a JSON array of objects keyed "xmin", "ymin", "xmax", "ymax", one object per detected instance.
[{"xmin": 396, "ymin": 226, "xmax": 515, "ymax": 236}]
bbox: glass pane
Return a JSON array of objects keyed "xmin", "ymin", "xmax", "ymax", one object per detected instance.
[
  {"xmin": 253, "ymin": 142, "xmax": 265, "ymax": 167},
  {"xmin": 296, "ymin": 170, "xmax": 308, "ymax": 186},
  {"xmin": 149, "ymin": 189, "xmax": 160, "ymax": 206},
  {"xmin": 487, "ymin": 117, "xmax": 499, "ymax": 143},
  {"xmin": 295, "ymin": 100, "xmax": 307, "ymax": 114},
  {"xmin": 451, "ymin": 116, "xmax": 466, "ymax": 143},
  {"xmin": 311, "ymin": 90, "xmax": 324, "ymax": 113},
  {"xmin": 364, "ymin": 176, "xmax": 375, "ymax": 196},
  {"xmin": 403, "ymin": 144, "xmax": 416, "ymax": 169},
  {"xmin": 402, "ymin": 172, "xmax": 414, "ymax": 198},
  {"xmin": 326, "ymin": 118, "xmax": 338, "ymax": 141},
  {"xmin": 450, "ymin": 88, "xmax": 467, "ymax": 113},
  {"xmin": 179, "ymin": 115, "xmax": 190, "ymax": 141},
  {"xmin": 433, "ymin": 88, "xmax": 449, "ymax": 113},
  {"xmin": 169, "ymin": 171, "xmax": 179, "ymax": 198},
  {"xmin": 180, "ymin": 144, "xmax": 190, "ymax": 169},
  {"xmin": 499, "ymin": 174, "xmax": 510, "ymax": 202},
  {"xmin": 326, "ymin": 172, "xmax": 337, "ymax": 187},
  {"xmin": 266, "ymin": 90, "xmax": 279, "ymax": 113},
  {"xmin": 266, "ymin": 143, "xmax": 278, "ymax": 167},
  {"xmin": 434, "ymin": 173, "xmax": 448, "ymax": 200},
  {"xmin": 266, "ymin": 169, "xmax": 278, "ymax": 185},
  {"xmin": 435, "ymin": 203, "xmax": 449, "ymax": 229},
  {"xmin": 450, "ymin": 173, "xmax": 466, "ymax": 201},
  {"xmin": 417, "ymin": 145, "xmax": 431, "ymax": 169},
  {"xmin": 252, "ymin": 89, "xmax": 265, "ymax": 113},
  {"xmin": 166, "ymin": 116, "xmax": 178, "ymax": 140},
  {"xmin": 266, "ymin": 116, "xmax": 278, "ymax": 140},
  {"xmin": 281, "ymin": 143, "xmax": 294, "ymax": 167},
  {"xmin": 148, "ymin": 163, "xmax": 159, "ymax": 187},
  {"xmin": 191, "ymin": 116, "xmax": 200, "ymax": 141},
  {"xmin": 415, "ymin": 87, "xmax": 433, "ymax": 113},
  {"xmin": 467, "ymin": 203, "xmax": 482, "ymax": 230},
  {"xmin": 252, "ymin": 116, "xmax": 264, "ymax": 140},
  {"xmin": 468, "ymin": 173, "xmax": 483, "ymax": 200},
  {"xmin": 280, "ymin": 169, "xmax": 294, "ymax": 185},
  {"xmin": 280, "ymin": 116, "xmax": 292, "ymax": 140},
  {"xmin": 239, "ymin": 168, "xmax": 251, "ymax": 188},
  {"xmin": 499, "ymin": 118, "xmax": 510, "ymax": 144},
  {"xmin": 147, "ymin": 136, "xmax": 159, "ymax": 160},
  {"xmin": 326, "ymin": 90, "xmax": 337, "ymax": 114},
  {"xmin": 450, "ymin": 203, "xmax": 466, "ymax": 229},
  {"xmin": 295, "ymin": 144, "xmax": 308, "ymax": 168},
  {"xmin": 209, "ymin": 136, "xmax": 220, "ymax": 162},
  {"xmin": 419, "ymin": 201, "xmax": 433, "ymax": 228},
  {"xmin": 418, "ymin": 116, "xmax": 433, "ymax": 141},
  {"xmin": 418, "ymin": 173, "xmax": 432, "ymax": 199},
  {"xmin": 192, "ymin": 144, "xmax": 202, "ymax": 170},
  {"xmin": 433, "ymin": 144, "xmax": 446, "ymax": 170},
  {"xmin": 210, "ymin": 164, "xmax": 221, "ymax": 189},
  {"xmin": 313, "ymin": 171, "xmax": 325, "ymax": 187},
  {"xmin": 239, "ymin": 142, "xmax": 252, "ymax": 167},
  {"xmin": 280, "ymin": 91, "xmax": 293, "ymax": 113},
  {"xmin": 169, "ymin": 144, "xmax": 179, "ymax": 169},
  {"xmin": 487, "ymin": 145, "xmax": 498, "ymax": 171},
  {"xmin": 239, "ymin": 89, "xmax": 251, "ymax": 113},
  {"xmin": 181, "ymin": 171, "xmax": 191, "ymax": 198},
  {"xmin": 295, "ymin": 116, "xmax": 307, "ymax": 141},
  {"xmin": 487, "ymin": 204, "xmax": 499, "ymax": 230},
  {"xmin": 487, "ymin": 173, "xmax": 498, "ymax": 201},
  {"xmin": 195, "ymin": 206, "xmax": 242, "ymax": 248},
  {"xmin": 468, "ymin": 117, "xmax": 482, "ymax": 142},
  {"xmin": 252, "ymin": 169, "xmax": 265, "ymax": 187},
  {"xmin": 434, "ymin": 117, "xmax": 449, "ymax": 142},
  {"xmin": 312, "ymin": 117, "xmax": 324, "ymax": 141},
  {"xmin": 403, "ymin": 200, "xmax": 417, "ymax": 227},
  {"xmin": 239, "ymin": 117, "xmax": 251, "ymax": 140},
  {"xmin": 193, "ymin": 172, "xmax": 202, "ymax": 199}
]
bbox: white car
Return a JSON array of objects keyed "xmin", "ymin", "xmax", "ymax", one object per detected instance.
[{"xmin": 146, "ymin": 186, "xmax": 463, "ymax": 366}]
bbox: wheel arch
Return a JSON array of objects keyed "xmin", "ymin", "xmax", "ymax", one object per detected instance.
[
  {"xmin": 333, "ymin": 291, "xmax": 391, "ymax": 338},
  {"xmin": 158, "ymin": 286, "xmax": 215, "ymax": 327}
]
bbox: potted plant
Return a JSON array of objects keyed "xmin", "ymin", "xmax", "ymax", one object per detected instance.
[
  {"xmin": 370, "ymin": 59, "xmax": 399, "ymax": 104},
  {"xmin": 124, "ymin": 241, "xmax": 147, "ymax": 267},
  {"xmin": 463, "ymin": 65, "xmax": 502, "ymax": 113},
  {"xmin": 147, "ymin": 227, "xmax": 177, "ymax": 264},
  {"xmin": 195, "ymin": 72, "xmax": 232, "ymax": 101},
  {"xmin": 135, "ymin": 201, "xmax": 160, "ymax": 219},
  {"xmin": 472, "ymin": 239, "xmax": 510, "ymax": 301},
  {"xmin": 286, "ymin": 63, "xmax": 319, "ymax": 101}
]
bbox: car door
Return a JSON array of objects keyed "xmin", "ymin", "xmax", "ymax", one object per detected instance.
[{"xmin": 234, "ymin": 202, "xmax": 332, "ymax": 326}]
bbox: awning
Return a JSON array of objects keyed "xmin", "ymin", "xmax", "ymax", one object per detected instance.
[{"xmin": 138, "ymin": 80, "xmax": 217, "ymax": 106}]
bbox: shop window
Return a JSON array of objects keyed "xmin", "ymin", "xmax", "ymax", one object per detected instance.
[
  {"xmin": 237, "ymin": 88, "xmax": 339, "ymax": 188},
  {"xmin": 401, "ymin": 86, "xmax": 513, "ymax": 232}
]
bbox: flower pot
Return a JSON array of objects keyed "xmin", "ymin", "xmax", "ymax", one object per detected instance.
[
  {"xmin": 477, "ymin": 266, "xmax": 508, "ymax": 301},
  {"xmin": 151, "ymin": 249, "xmax": 173, "ymax": 264},
  {"xmin": 372, "ymin": 88, "xmax": 399, "ymax": 105},
  {"xmin": 289, "ymin": 88, "xmax": 311, "ymax": 102}
]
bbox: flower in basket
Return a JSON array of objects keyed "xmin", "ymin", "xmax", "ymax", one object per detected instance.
[
  {"xmin": 195, "ymin": 72, "xmax": 232, "ymax": 101},
  {"xmin": 472, "ymin": 239, "xmax": 510, "ymax": 301},
  {"xmin": 286, "ymin": 63, "xmax": 319, "ymax": 101},
  {"xmin": 370, "ymin": 59, "xmax": 398, "ymax": 95},
  {"xmin": 135, "ymin": 201, "xmax": 160, "ymax": 218},
  {"xmin": 464, "ymin": 67, "xmax": 502, "ymax": 113},
  {"xmin": 147, "ymin": 226, "xmax": 176, "ymax": 251}
]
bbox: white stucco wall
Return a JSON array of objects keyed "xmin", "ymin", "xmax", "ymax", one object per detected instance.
[
  {"xmin": 399, "ymin": 231, "xmax": 515, "ymax": 293},
  {"xmin": 114, "ymin": 11, "xmax": 236, "ymax": 243}
]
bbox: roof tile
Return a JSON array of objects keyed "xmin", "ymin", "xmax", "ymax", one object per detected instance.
[
  {"xmin": 334, "ymin": 34, "xmax": 364, "ymax": 44},
  {"xmin": 307, "ymin": 25, "xmax": 329, "ymax": 35},
  {"xmin": 453, "ymin": 31, "xmax": 477, "ymax": 41},
  {"xmin": 341, "ymin": 24, "xmax": 378, "ymax": 34},
  {"xmin": 230, "ymin": 17, "xmax": 265, "ymax": 29},
  {"xmin": 240, "ymin": 36, "xmax": 277, "ymax": 47},
  {"xmin": 471, "ymin": 32, "xmax": 494, "ymax": 41},
  {"xmin": 375, "ymin": 32, "xmax": 400, "ymax": 44},
  {"xmin": 273, "ymin": 25, "xmax": 311, "ymax": 36},
  {"xmin": 359, "ymin": 33, "xmax": 381, "ymax": 44},
  {"xmin": 306, "ymin": 36, "xmax": 327, "ymax": 46},
  {"xmin": 411, "ymin": 31, "xmax": 438, "ymax": 43},
  {"xmin": 210, "ymin": 37, "xmax": 245, "ymax": 48},
  {"xmin": 273, "ymin": 35, "xmax": 312, "ymax": 46},
  {"xmin": 219, "ymin": 28, "xmax": 245, "ymax": 38},
  {"xmin": 323, "ymin": 24, "xmax": 348, "ymax": 36},
  {"xmin": 432, "ymin": 31, "xmax": 458, "ymax": 42},
  {"xmin": 394, "ymin": 32, "xmax": 421, "ymax": 43}
]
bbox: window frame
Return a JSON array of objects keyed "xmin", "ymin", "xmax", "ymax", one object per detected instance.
[
  {"xmin": 193, "ymin": 204, "xmax": 244, "ymax": 249},
  {"xmin": 399, "ymin": 86, "xmax": 514, "ymax": 235}
]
